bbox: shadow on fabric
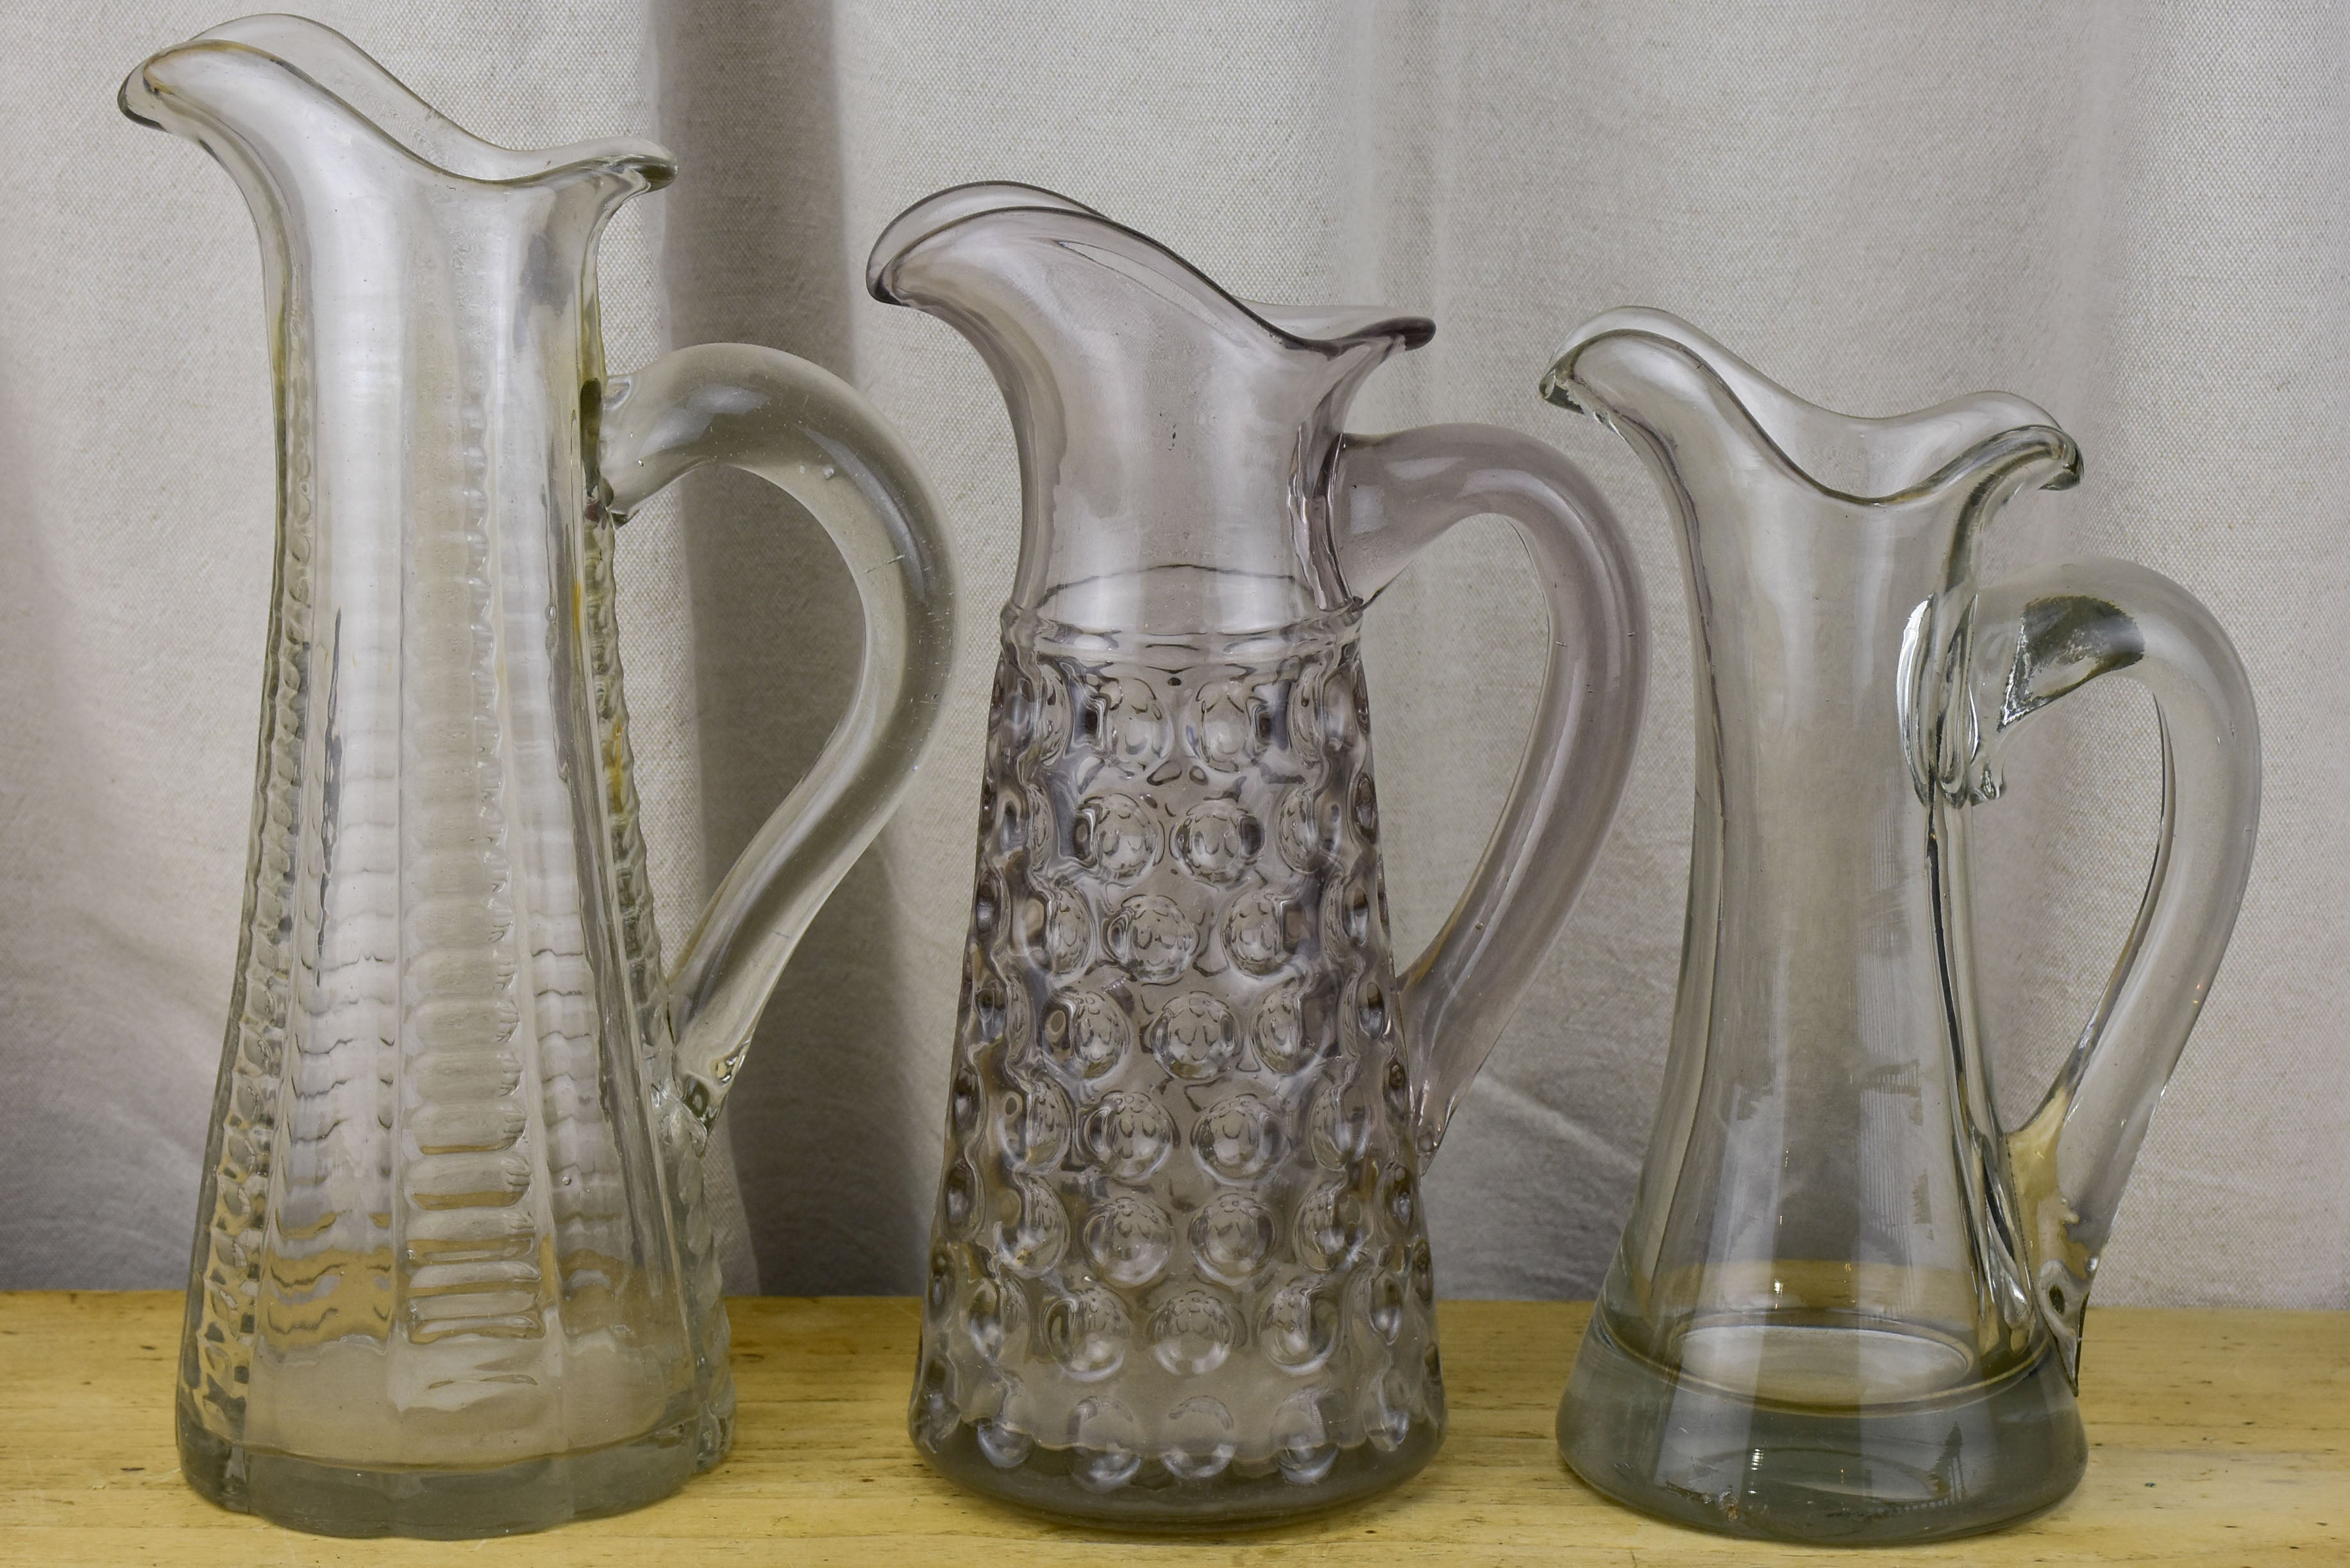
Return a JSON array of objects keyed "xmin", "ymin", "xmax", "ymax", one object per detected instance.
[{"xmin": 653, "ymin": 0, "xmax": 927, "ymax": 1295}]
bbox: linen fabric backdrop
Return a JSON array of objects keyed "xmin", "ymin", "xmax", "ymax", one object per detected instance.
[{"xmin": 3, "ymin": 0, "xmax": 2342, "ymax": 1310}]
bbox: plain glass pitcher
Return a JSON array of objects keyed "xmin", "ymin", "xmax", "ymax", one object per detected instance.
[
  {"xmin": 870, "ymin": 185, "xmax": 1649, "ymax": 1528},
  {"xmin": 1543, "ymin": 310, "xmax": 2260, "ymax": 1543},
  {"xmin": 124, "ymin": 16, "xmax": 954, "ymax": 1537}
]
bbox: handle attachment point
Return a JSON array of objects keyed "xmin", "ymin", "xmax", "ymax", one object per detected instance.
[
  {"xmin": 1326, "ymin": 424, "xmax": 1647, "ymax": 1160},
  {"xmin": 599, "ymin": 344, "xmax": 956, "ymax": 1131},
  {"xmin": 1949, "ymin": 558, "xmax": 2258, "ymax": 1377}
]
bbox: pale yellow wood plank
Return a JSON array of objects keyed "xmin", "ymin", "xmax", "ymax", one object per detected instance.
[{"xmin": 0, "ymin": 1292, "xmax": 2342, "ymax": 1565}]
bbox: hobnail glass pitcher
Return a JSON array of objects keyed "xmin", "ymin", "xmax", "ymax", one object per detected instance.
[
  {"xmin": 869, "ymin": 185, "xmax": 1649, "ymax": 1528},
  {"xmin": 124, "ymin": 17, "xmax": 954, "ymax": 1537},
  {"xmin": 1543, "ymin": 310, "xmax": 2260, "ymax": 1543}
]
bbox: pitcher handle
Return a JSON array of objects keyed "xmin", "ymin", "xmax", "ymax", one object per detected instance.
[
  {"xmin": 601, "ymin": 344, "xmax": 957, "ymax": 1128},
  {"xmin": 1327, "ymin": 425, "xmax": 1648, "ymax": 1160},
  {"xmin": 1954, "ymin": 558, "xmax": 2258, "ymax": 1371}
]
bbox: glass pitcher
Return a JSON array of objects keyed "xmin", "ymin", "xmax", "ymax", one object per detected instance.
[
  {"xmin": 1543, "ymin": 310, "xmax": 2260, "ymax": 1543},
  {"xmin": 869, "ymin": 185, "xmax": 1649, "ymax": 1528},
  {"xmin": 122, "ymin": 17, "xmax": 955, "ymax": 1538}
]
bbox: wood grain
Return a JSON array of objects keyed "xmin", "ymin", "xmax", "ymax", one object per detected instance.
[{"xmin": 1, "ymin": 1293, "xmax": 2342, "ymax": 1565}]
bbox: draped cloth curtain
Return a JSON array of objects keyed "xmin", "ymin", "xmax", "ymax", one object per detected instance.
[{"xmin": 3, "ymin": 1, "xmax": 2342, "ymax": 1307}]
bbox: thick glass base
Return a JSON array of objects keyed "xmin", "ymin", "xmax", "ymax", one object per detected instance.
[
  {"xmin": 918, "ymin": 1415, "xmax": 1441, "ymax": 1532},
  {"xmin": 1557, "ymin": 1314, "xmax": 2085, "ymax": 1544},
  {"xmin": 178, "ymin": 1400, "xmax": 715, "ymax": 1539}
]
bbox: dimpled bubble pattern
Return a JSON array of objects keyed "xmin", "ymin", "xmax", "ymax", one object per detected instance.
[{"xmin": 911, "ymin": 613, "xmax": 1443, "ymax": 1528}]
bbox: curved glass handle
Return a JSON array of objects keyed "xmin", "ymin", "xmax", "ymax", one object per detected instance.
[
  {"xmin": 1958, "ymin": 558, "xmax": 2259, "ymax": 1370},
  {"xmin": 601, "ymin": 344, "xmax": 957, "ymax": 1128},
  {"xmin": 1328, "ymin": 425, "xmax": 1649, "ymax": 1160}
]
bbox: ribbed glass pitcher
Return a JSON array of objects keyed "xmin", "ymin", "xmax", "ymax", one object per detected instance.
[
  {"xmin": 870, "ymin": 185, "xmax": 1649, "ymax": 1528},
  {"xmin": 1544, "ymin": 310, "xmax": 2260, "ymax": 1543},
  {"xmin": 124, "ymin": 17, "xmax": 953, "ymax": 1537}
]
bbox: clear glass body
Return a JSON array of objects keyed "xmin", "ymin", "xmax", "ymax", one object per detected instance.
[
  {"xmin": 869, "ymin": 185, "xmax": 1649, "ymax": 1528},
  {"xmin": 1543, "ymin": 311, "xmax": 2261, "ymax": 1543},
  {"xmin": 123, "ymin": 18, "xmax": 954, "ymax": 1538}
]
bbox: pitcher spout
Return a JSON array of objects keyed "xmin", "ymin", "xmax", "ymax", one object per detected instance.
[
  {"xmin": 869, "ymin": 182, "xmax": 1431, "ymax": 633},
  {"xmin": 1543, "ymin": 308, "xmax": 2080, "ymax": 508},
  {"xmin": 122, "ymin": 15, "xmax": 673, "ymax": 228}
]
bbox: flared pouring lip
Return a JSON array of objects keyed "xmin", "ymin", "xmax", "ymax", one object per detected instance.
[
  {"xmin": 121, "ymin": 17, "xmax": 677, "ymax": 192},
  {"xmin": 866, "ymin": 179, "xmax": 1435, "ymax": 356},
  {"xmin": 1542, "ymin": 309, "xmax": 2083, "ymax": 505}
]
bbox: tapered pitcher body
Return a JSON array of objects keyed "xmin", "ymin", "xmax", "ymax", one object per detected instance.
[
  {"xmin": 126, "ymin": 17, "xmax": 953, "ymax": 1536},
  {"xmin": 1545, "ymin": 312, "xmax": 2260, "ymax": 1542},
  {"xmin": 872, "ymin": 187, "xmax": 1648, "ymax": 1528}
]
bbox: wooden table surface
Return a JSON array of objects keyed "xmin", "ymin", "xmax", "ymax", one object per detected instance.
[{"xmin": 1, "ymin": 1293, "xmax": 2342, "ymax": 1565}]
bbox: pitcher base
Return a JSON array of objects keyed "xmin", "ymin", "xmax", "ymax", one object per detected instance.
[
  {"xmin": 918, "ymin": 1415, "xmax": 1440, "ymax": 1531},
  {"xmin": 1557, "ymin": 1312, "xmax": 2085, "ymax": 1543},
  {"xmin": 178, "ymin": 1405, "xmax": 719, "ymax": 1538}
]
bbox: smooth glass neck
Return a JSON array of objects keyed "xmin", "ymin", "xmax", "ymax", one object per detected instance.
[
  {"xmin": 870, "ymin": 184, "xmax": 1431, "ymax": 635},
  {"xmin": 1545, "ymin": 310, "xmax": 2080, "ymax": 813}
]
